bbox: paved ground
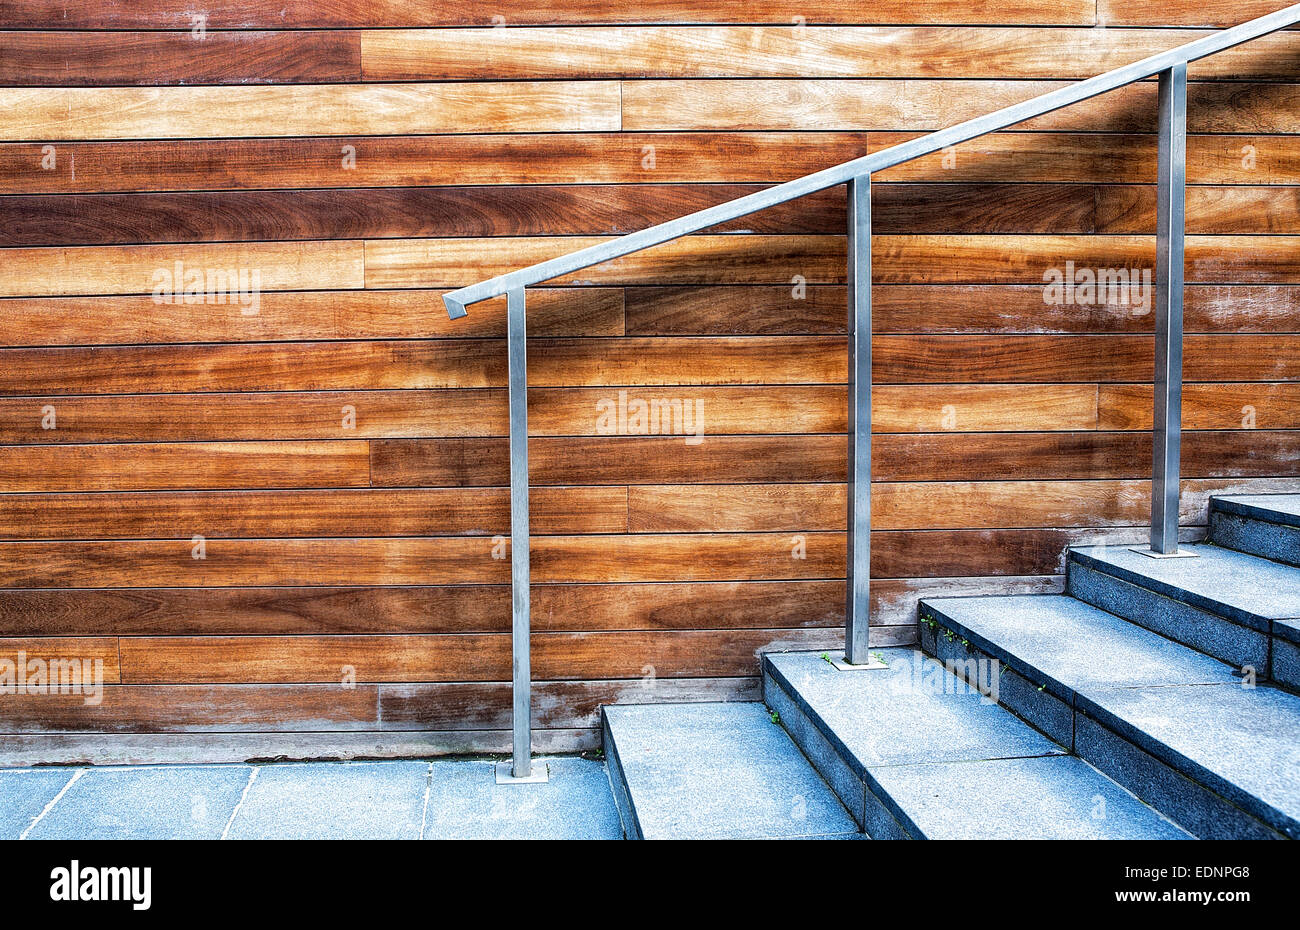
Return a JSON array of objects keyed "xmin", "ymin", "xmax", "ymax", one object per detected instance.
[{"xmin": 0, "ymin": 757, "xmax": 623, "ymax": 840}]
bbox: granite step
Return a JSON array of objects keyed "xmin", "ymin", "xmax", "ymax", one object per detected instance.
[
  {"xmin": 920, "ymin": 593, "xmax": 1300, "ymax": 839},
  {"xmin": 763, "ymin": 649, "xmax": 1188, "ymax": 839},
  {"xmin": 601, "ymin": 702, "xmax": 861, "ymax": 840},
  {"xmin": 1211, "ymin": 493, "xmax": 1300, "ymax": 568},
  {"xmin": 1068, "ymin": 542, "xmax": 1300, "ymax": 683}
]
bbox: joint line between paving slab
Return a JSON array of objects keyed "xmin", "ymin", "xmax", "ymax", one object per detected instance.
[
  {"xmin": 419, "ymin": 762, "xmax": 433, "ymax": 840},
  {"xmin": 221, "ymin": 767, "xmax": 258, "ymax": 840},
  {"xmin": 19, "ymin": 768, "xmax": 84, "ymax": 840}
]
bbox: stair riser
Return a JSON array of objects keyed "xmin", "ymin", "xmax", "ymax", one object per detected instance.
[
  {"xmin": 1211, "ymin": 511, "xmax": 1300, "ymax": 568},
  {"xmin": 600, "ymin": 712, "xmax": 642, "ymax": 840},
  {"xmin": 1067, "ymin": 560, "xmax": 1270, "ymax": 674},
  {"xmin": 920, "ymin": 620, "xmax": 1074, "ymax": 748},
  {"xmin": 924, "ymin": 630, "xmax": 1285, "ymax": 839},
  {"xmin": 1274, "ymin": 638, "xmax": 1300, "ymax": 691},
  {"xmin": 1075, "ymin": 714, "xmax": 1287, "ymax": 840},
  {"xmin": 762, "ymin": 670, "xmax": 866, "ymax": 830}
]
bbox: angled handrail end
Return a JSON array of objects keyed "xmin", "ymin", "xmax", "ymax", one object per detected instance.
[
  {"xmin": 439, "ymin": 3, "xmax": 1300, "ymax": 316},
  {"xmin": 442, "ymin": 293, "xmax": 468, "ymax": 320}
]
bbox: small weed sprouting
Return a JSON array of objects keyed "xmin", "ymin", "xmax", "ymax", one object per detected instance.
[
  {"xmin": 769, "ymin": 709, "xmax": 781, "ymax": 725},
  {"xmin": 871, "ymin": 651, "xmax": 888, "ymax": 668}
]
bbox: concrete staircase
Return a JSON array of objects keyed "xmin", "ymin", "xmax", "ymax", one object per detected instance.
[{"xmin": 602, "ymin": 494, "xmax": 1300, "ymax": 839}]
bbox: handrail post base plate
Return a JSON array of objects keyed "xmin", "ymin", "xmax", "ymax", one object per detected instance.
[
  {"xmin": 495, "ymin": 760, "xmax": 550, "ymax": 785},
  {"xmin": 827, "ymin": 652, "xmax": 889, "ymax": 672},
  {"xmin": 1129, "ymin": 546, "xmax": 1200, "ymax": 560}
]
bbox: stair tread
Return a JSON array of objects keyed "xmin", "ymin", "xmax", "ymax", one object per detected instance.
[
  {"xmin": 922, "ymin": 592, "xmax": 1300, "ymax": 838},
  {"xmin": 1215, "ymin": 493, "xmax": 1300, "ymax": 529},
  {"xmin": 763, "ymin": 650, "xmax": 1184, "ymax": 839},
  {"xmin": 922, "ymin": 594, "xmax": 1237, "ymax": 698},
  {"xmin": 870, "ymin": 755, "xmax": 1190, "ymax": 840},
  {"xmin": 602, "ymin": 702, "xmax": 859, "ymax": 840},
  {"xmin": 765, "ymin": 649, "xmax": 1062, "ymax": 771},
  {"xmin": 1072, "ymin": 543, "xmax": 1300, "ymax": 629},
  {"xmin": 1082, "ymin": 683, "xmax": 1300, "ymax": 837}
]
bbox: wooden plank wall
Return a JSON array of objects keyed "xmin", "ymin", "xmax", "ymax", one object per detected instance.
[{"xmin": 0, "ymin": 0, "xmax": 1297, "ymax": 762}]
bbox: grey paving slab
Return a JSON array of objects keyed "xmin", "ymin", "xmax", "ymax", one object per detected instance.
[
  {"xmin": 603, "ymin": 702, "xmax": 860, "ymax": 839},
  {"xmin": 422, "ymin": 757, "xmax": 621, "ymax": 840},
  {"xmin": 922, "ymin": 594, "xmax": 1237, "ymax": 695},
  {"xmin": 1071, "ymin": 544, "xmax": 1300, "ymax": 627},
  {"xmin": 26, "ymin": 765, "xmax": 250, "ymax": 839},
  {"xmin": 765, "ymin": 649, "xmax": 1063, "ymax": 772},
  {"xmin": 1214, "ymin": 494, "xmax": 1300, "ymax": 528},
  {"xmin": 1211, "ymin": 509, "xmax": 1300, "ymax": 569},
  {"xmin": 0, "ymin": 768, "xmax": 79, "ymax": 839},
  {"xmin": 225, "ymin": 761, "xmax": 427, "ymax": 840},
  {"xmin": 867, "ymin": 755, "xmax": 1191, "ymax": 840},
  {"xmin": 1078, "ymin": 683, "xmax": 1300, "ymax": 839}
]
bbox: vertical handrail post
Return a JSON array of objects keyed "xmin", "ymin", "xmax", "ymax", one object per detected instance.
[
  {"xmin": 1150, "ymin": 64, "xmax": 1187, "ymax": 556},
  {"xmin": 498, "ymin": 287, "xmax": 546, "ymax": 782},
  {"xmin": 845, "ymin": 175, "xmax": 872, "ymax": 664}
]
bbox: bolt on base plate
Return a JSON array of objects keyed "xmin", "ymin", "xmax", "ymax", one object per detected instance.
[
  {"xmin": 495, "ymin": 760, "xmax": 550, "ymax": 785},
  {"xmin": 828, "ymin": 652, "xmax": 890, "ymax": 671}
]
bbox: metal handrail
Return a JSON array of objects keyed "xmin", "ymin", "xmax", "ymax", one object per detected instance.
[
  {"xmin": 448, "ymin": 5, "xmax": 1300, "ymax": 783},
  {"xmin": 443, "ymin": 3, "xmax": 1300, "ymax": 318}
]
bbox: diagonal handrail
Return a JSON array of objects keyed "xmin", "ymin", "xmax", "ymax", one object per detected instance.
[
  {"xmin": 450, "ymin": 5, "xmax": 1300, "ymax": 784},
  {"xmin": 443, "ymin": 3, "xmax": 1300, "ymax": 318}
]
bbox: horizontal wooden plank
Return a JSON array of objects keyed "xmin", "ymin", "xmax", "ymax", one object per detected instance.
[
  {"xmin": 624, "ymin": 285, "xmax": 1300, "ymax": 335},
  {"xmin": 623, "ymin": 80, "xmax": 1300, "ymax": 133},
  {"xmin": 370, "ymin": 428, "xmax": 1300, "ymax": 487},
  {"xmin": 0, "ymin": 581, "xmax": 850, "ymax": 636},
  {"xmin": 0, "ymin": 1, "xmax": 1099, "ymax": 28},
  {"xmin": 0, "ymin": 683, "xmax": 382, "ymax": 733},
  {"xmin": 0, "ymin": 185, "xmax": 846, "ymax": 247},
  {"xmin": 7, "ymin": 184, "xmax": 1299, "ymax": 246},
  {"xmin": 1098, "ymin": 382, "xmax": 1300, "ymax": 430},
  {"xmin": 0, "ymin": 678, "xmax": 761, "ymax": 733},
  {"xmin": 0, "ymin": 30, "xmax": 361, "ymax": 85},
  {"xmin": 0, "ymin": 538, "xmax": 510, "ymax": 587},
  {"xmin": 0, "ymin": 637, "xmax": 120, "ymax": 683},
  {"xmin": 2, "ymin": 133, "xmax": 1292, "ymax": 195},
  {"xmin": 4, "ymin": 281, "xmax": 1293, "ymax": 349},
  {"xmin": 362, "ymin": 235, "xmax": 1300, "ymax": 289},
  {"xmin": 0, "ymin": 240, "xmax": 363, "ymax": 298},
  {"xmin": 4, "ymin": 334, "xmax": 1290, "ymax": 400},
  {"xmin": 117, "ymin": 627, "xmax": 844, "ymax": 683},
  {"xmin": 0, "ymin": 83, "xmax": 620, "ymax": 141},
  {"xmin": 118, "ymin": 633, "xmax": 511, "ymax": 683},
  {"xmin": 360, "ymin": 26, "xmax": 1300, "ymax": 81},
  {"xmin": 0, "ymin": 288, "xmax": 623, "ymax": 347},
  {"xmin": 1097, "ymin": 0, "xmax": 1300, "ymax": 28},
  {"xmin": 0, "ymin": 487, "xmax": 628, "ymax": 539},
  {"xmin": 0, "ymin": 442, "xmax": 370, "ymax": 492}
]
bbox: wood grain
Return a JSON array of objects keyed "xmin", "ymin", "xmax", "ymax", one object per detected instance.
[
  {"xmin": 0, "ymin": 442, "xmax": 370, "ymax": 492},
  {"xmin": 0, "ymin": 1, "xmax": 1099, "ymax": 29},
  {"xmin": 0, "ymin": 30, "xmax": 361, "ymax": 85},
  {"xmin": 0, "ymin": 487, "xmax": 629, "ymax": 539},
  {"xmin": 0, "ymin": 288, "xmax": 623, "ymax": 346},
  {"xmin": 0, "ymin": 83, "xmax": 620, "ymax": 141},
  {"xmin": 3, "ymin": 133, "xmax": 1292, "ymax": 195},
  {"xmin": 360, "ymin": 27, "xmax": 1300, "ymax": 81}
]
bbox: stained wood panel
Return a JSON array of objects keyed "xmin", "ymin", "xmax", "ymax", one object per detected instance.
[
  {"xmin": 0, "ymin": 83, "xmax": 621, "ymax": 141},
  {"xmin": 2, "ymin": 133, "xmax": 1293, "ymax": 196},
  {"xmin": 360, "ymin": 27, "xmax": 1300, "ymax": 81},
  {"xmin": 0, "ymin": 487, "xmax": 629, "ymax": 539},
  {"xmin": 3, "ymin": 2, "xmax": 1296, "ymax": 758},
  {"xmin": 0, "ymin": 1, "xmax": 1099, "ymax": 29},
  {"xmin": 0, "ymin": 30, "xmax": 362, "ymax": 85},
  {"xmin": 0, "ymin": 288, "xmax": 623, "ymax": 346}
]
